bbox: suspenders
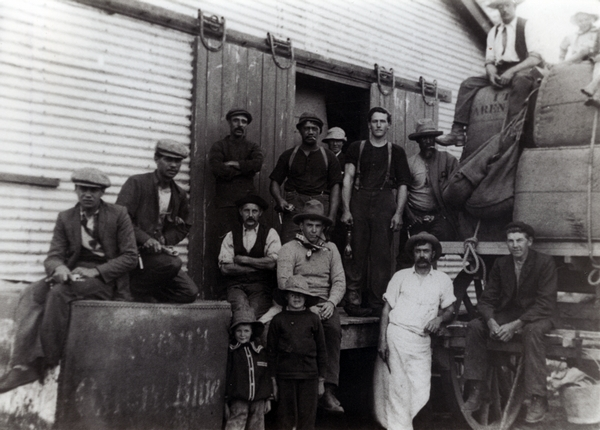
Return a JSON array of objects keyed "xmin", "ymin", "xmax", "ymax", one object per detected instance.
[
  {"xmin": 288, "ymin": 145, "xmax": 329, "ymax": 171},
  {"xmin": 353, "ymin": 140, "xmax": 392, "ymax": 191}
]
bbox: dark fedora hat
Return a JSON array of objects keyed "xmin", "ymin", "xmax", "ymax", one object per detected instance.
[
  {"xmin": 408, "ymin": 119, "xmax": 443, "ymax": 141},
  {"xmin": 235, "ymin": 194, "xmax": 269, "ymax": 211},
  {"xmin": 229, "ymin": 308, "xmax": 264, "ymax": 339},
  {"xmin": 226, "ymin": 108, "xmax": 253, "ymax": 124},
  {"xmin": 292, "ymin": 200, "xmax": 333, "ymax": 226},
  {"xmin": 405, "ymin": 232, "xmax": 443, "ymax": 260},
  {"xmin": 296, "ymin": 112, "xmax": 324, "ymax": 133},
  {"xmin": 275, "ymin": 275, "xmax": 321, "ymax": 308}
]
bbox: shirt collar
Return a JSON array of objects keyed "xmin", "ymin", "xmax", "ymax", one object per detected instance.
[
  {"xmin": 229, "ymin": 341, "xmax": 263, "ymax": 352},
  {"xmin": 80, "ymin": 207, "xmax": 100, "ymax": 220},
  {"xmin": 411, "ymin": 266, "xmax": 433, "ymax": 276},
  {"xmin": 500, "ymin": 18, "xmax": 516, "ymax": 30},
  {"xmin": 243, "ymin": 224, "xmax": 259, "ymax": 233}
]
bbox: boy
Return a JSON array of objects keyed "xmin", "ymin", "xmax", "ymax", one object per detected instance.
[
  {"xmin": 267, "ymin": 275, "xmax": 327, "ymax": 430},
  {"xmin": 225, "ymin": 309, "xmax": 272, "ymax": 430}
]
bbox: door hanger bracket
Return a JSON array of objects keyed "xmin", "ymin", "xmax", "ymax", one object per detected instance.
[
  {"xmin": 267, "ymin": 33, "xmax": 294, "ymax": 70},
  {"xmin": 198, "ymin": 9, "xmax": 226, "ymax": 52},
  {"xmin": 419, "ymin": 76, "xmax": 438, "ymax": 106},
  {"xmin": 375, "ymin": 64, "xmax": 395, "ymax": 96}
]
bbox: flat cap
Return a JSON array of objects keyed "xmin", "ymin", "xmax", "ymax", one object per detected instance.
[
  {"xmin": 322, "ymin": 127, "xmax": 347, "ymax": 142},
  {"xmin": 226, "ymin": 108, "xmax": 253, "ymax": 124},
  {"xmin": 71, "ymin": 168, "xmax": 111, "ymax": 189},
  {"xmin": 155, "ymin": 139, "xmax": 189, "ymax": 159},
  {"xmin": 235, "ymin": 194, "xmax": 269, "ymax": 210},
  {"xmin": 488, "ymin": 0, "xmax": 524, "ymax": 8},
  {"xmin": 296, "ymin": 112, "xmax": 324, "ymax": 133},
  {"xmin": 505, "ymin": 221, "xmax": 535, "ymax": 239}
]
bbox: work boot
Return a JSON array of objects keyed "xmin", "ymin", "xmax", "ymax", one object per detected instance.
[
  {"xmin": 462, "ymin": 380, "xmax": 485, "ymax": 412},
  {"xmin": 319, "ymin": 386, "xmax": 344, "ymax": 413},
  {"xmin": 525, "ymin": 395, "xmax": 548, "ymax": 424},
  {"xmin": 435, "ymin": 123, "xmax": 466, "ymax": 147},
  {"xmin": 584, "ymin": 97, "xmax": 600, "ymax": 109},
  {"xmin": 0, "ymin": 364, "xmax": 41, "ymax": 393},
  {"xmin": 344, "ymin": 304, "xmax": 372, "ymax": 318}
]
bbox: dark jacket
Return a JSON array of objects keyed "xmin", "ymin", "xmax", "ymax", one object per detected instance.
[
  {"xmin": 478, "ymin": 249, "xmax": 557, "ymax": 324},
  {"xmin": 425, "ymin": 149, "xmax": 459, "ymax": 236},
  {"xmin": 226, "ymin": 341, "xmax": 272, "ymax": 402},
  {"xmin": 44, "ymin": 201, "xmax": 138, "ymax": 301},
  {"xmin": 116, "ymin": 171, "xmax": 191, "ymax": 246}
]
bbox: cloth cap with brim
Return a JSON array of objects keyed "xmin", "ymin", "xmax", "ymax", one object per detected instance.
[
  {"xmin": 235, "ymin": 194, "xmax": 269, "ymax": 211},
  {"xmin": 571, "ymin": 11, "xmax": 600, "ymax": 25},
  {"xmin": 296, "ymin": 112, "xmax": 324, "ymax": 133},
  {"xmin": 505, "ymin": 221, "xmax": 535, "ymax": 239},
  {"xmin": 71, "ymin": 168, "xmax": 111, "ymax": 189},
  {"xmin": 229, "ymin": 308, "xmax": 264, "ymax": 339},
  {"xmin": 292, "ymin": 199, "xmax": 333, "ymax": 226},
  {"xmin": 275, "ymin": 275, "xmax": 321, "ymax": 308},
  {"xmin": 226, "ymin": 108, "xmax": 253, "ymax": 124},
  {"xmin": 405, "ymin": 232, "xmax": 442, "ymax": 260},
  {"xmin": 488, "ymin": 0, "xmax": 525, "ymax": 8},
  {"xmin": 155, "ymin": 139, "xmax": 189, "ymax": 159},
  {"xmin": 322, "ymin": 127, "xmax": 347, "ymax": 142},
  {"xmin": 408, "ymin": 118, "xmax": 443, "ymax": 141}
]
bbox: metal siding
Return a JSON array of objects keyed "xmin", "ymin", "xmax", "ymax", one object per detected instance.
[
  {"xmin": 146, "ymin": 0, "xmax": 485, "ymax": 132},
  {"xmin": 0, "ymin": 0, "xmax": 194, "ymax": 282}
]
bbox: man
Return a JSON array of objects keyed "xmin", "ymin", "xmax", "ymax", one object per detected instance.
[
  {"xmin": 322, "ymin": 126, "xmax": 348, "ymax": 254},
  {"xmin": 341, "ymin": 107, "xmax": 411, "ymax": 317},
  {"xmin": 462, "ymin": 222, "xmax": 557, "ymax": 423},
  {"xmin": 398, "ymin": 119, "xmax": 459, "ymax": 268},
  {"xmin": 0, "ymin": 168, "xmax": 138, "ymax": 393},
  {"xmin": 378, "ymin": 232, "xmax": 455, "ymax": 429},
  {"xmin": 269, "ymin": 112, "xmax": 343, "ymax": 244},
  {"xmin": 218, "ymin": 195, "xmax": 281, "ymax": 320},
  {"xmin": 116, "ymin": 139, "xmax": 198, "ymax": 303},
  {"xmin": 436, "ymin": 0, "xmax": 543, "ymax": 146},
  {"xmin": 209, "ymin": 108, "xmax": 264, "ymax": 239},
  {"xmin": 277, "ymin": 200, "xmax": 346, "ymax": 413}
]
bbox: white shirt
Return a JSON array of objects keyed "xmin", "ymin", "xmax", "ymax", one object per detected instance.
[
  {"xmin": 383, "ymin": 267, "xmax": 455, "ymax": 336},
  {"xmin": 485, "ymin": 18, "xmax": 541, "ymax": 65},
  {"xmin": 218, "ymin": 225, "xmax": 281, "ymax": 268}
]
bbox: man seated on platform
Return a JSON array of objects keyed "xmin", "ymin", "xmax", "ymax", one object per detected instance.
[
  {"xmin": 277, "ymin": 200, "xmax": 346, "ymax": 413},
  {"xmin": 116, "ymin": 139, "xmax": 198, "ymax": 303},
  {"xmin": 462, "ymin": 221, "xmax": 557, "ymax": 424},
  {"xmin": 0, "ymin": 168, "xmax": 138, "ymax": 393},
  {"xmin": 218, "ymin": 195, "xmax": 281, "ymax": 321}
]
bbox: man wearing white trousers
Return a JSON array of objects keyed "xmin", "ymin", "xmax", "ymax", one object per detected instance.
[{"xmin": 377, "ymin": 232, "xmax": 455, "ymax": 429}]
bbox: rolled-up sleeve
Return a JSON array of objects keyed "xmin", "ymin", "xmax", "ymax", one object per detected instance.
[
  {"xmin": 218, "ymin": 232, "xmax": 235, "ymax": 269},
  {"xmin": 525, "ymin": 21, "xmax": 543, "ymax": 61},
  {"xmin": 265, "ymin": 228, "xmax": 282, "ymax": 261}
]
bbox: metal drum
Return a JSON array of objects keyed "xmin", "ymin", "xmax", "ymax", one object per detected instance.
[
  {"xmin": 534, "ymin": 62, "xmax": 600, "ymax": 147},
  {"xmin": 56, "ymin": 300, "xmax": 231, "ymax": 430},
  {"xmin": 514, "ymin": 147, "xmax": 600, "ymax": 241},
  {"xmin": 462, "ymin": 85, "xmax": 510, "ymax": 161}
]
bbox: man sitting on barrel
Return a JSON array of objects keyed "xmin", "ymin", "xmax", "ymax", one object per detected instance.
[
  {"xmin": 0, "ymin": 168, "xmax": 138, "ymax": 392},
  {"xmin": 462, "ymin": 222, "xmax": 557, "ymax": 423}
]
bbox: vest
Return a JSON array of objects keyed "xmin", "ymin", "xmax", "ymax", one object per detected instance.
[
  {"xmin": 225, "ymin": 224, "xmax": 275, "ymax": 288},
  {"xmin": 495, "ymin": 17, "xmax": 528, "ymax": 62}
]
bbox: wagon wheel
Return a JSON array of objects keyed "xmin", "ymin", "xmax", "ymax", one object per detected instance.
[{"xmin": 445, "ymin": 349, "xmax": 525, "ymax": 430}]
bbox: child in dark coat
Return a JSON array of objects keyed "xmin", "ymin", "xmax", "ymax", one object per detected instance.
[
  {"xmin": 267, "ymin": 275, "xmax": 327, "ymax": 430},
  {"xmin": 225, "ymin": 309, "xmax": 272, "ymax": 430}
]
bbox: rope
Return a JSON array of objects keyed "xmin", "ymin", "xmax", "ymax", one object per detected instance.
[
  {"xmin": 587, "ymin": 109, "xmax": 600, "ymax": 286},
  {"xmin": 461, "ymin": 220, "xmax": 487, "ymax": 286}
]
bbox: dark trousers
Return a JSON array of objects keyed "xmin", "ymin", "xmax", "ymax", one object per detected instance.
[
  {"xmin": 454, "ymin": 68, "xmax": 538, "ymax": 126},
  {"xmin": 280, "ymin": 191, "xmax": 330, "ymax": 244},
  {"xmin": 277, "ymin": 378, "xmax": 319, "ymax": 430},
  {"xmin": 320, "ymin": 305, "xmax": 341, "ymax": 387},
  {"xmin": 225, "ymin": 399, "xmax": 266, "ymax": 430},
  {"xmin": 130, "ymin": 252, "xmax": 198, "ymax": 303},
  {"xmin": 227, "ymin": 282, "xmax": 274, "ymax": 320},
  {"xmin": 11, "ymin": 275, "xmax": 113, "ymax": 368},
  {"xmin": 464, "ymin": 315, "xmax": 553, "ymax": 397},
  {"xmin": 344, "ymin": 188, "xmax": 396, "ymax": 309}
]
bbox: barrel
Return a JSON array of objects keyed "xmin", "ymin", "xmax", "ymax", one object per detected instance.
[
  {"xmin": 462, "ymin": 86, "xmax": 510, "ymax": 161},
  {"xmin": 56, "ymin": 300, "xmax": 231, "ymax": 430},
  {"xmin": 534, "ymin": 62, "xmax": 600, "ymax": 147},
  {"xmin": 513, "ymin": 147, "xmax": 600, "ymax": 241}
]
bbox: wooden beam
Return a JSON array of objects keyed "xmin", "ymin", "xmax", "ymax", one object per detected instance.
[
  {"xmin": 71, "ymin": 0, "xmax": 452, "ymax": 103},
  {"xmin": 441, "ymin": 241, "xmax": 600, "ymax": 257},
  {"xmin": 0, "ymin": 172, "xmax": 60, "ymax": 188},
  {"xmin": 444, "ymin": 0, "xmax": 492, "ymax": 41}
]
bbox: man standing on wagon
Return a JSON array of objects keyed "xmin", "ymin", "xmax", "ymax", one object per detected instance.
[
  {"xmin": 436, "ymin": 0, "xmax": 544, "ymax": 146},
  {"xmin": 462, "ymin": 222, "xmax": 557, "ymax": 424}
]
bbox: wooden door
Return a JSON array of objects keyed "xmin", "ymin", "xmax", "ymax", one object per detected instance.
[{"xmin": 188, "ymin": 40, "xmax": 295, "ymax": 299}]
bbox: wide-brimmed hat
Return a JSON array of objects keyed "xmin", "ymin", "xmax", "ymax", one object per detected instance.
[
  {"xmin": 488, "ymin": 0, "xmax": 525, "ymax": 9},
  {"xmin": 292, "ymin": 200, "xmax": 333, "ymax": 226},
  {"xmin": 296, "ymin": 112, "xmax": 324, "ymax": 133},
  {"xmin": 408, "ymin": 119, "xmax": 443, "ymax": 141},
  {"xmin": 235, "ymin": 194, "xmax": 269, "ymax": 211},
  {"xmin": 155, "ymin": 139, "xmax": 189, "ymax": 159},
  {"xmin": 275, "ymin": 275, "xmax": 321, "ymax": 308},
  {"xmin": 322, "ymin": 127, "xmax": 347, "ymax": 143},
  {"xmin": 405, "ymin": 232, "xmax": 442, "ymax": 261},
  {"xmin": 230, "ymin": 308, "xmax": 264, "ymax": 339},
  {"xmin": 71, "ymin": 168, "xmax": 111, "ymax": 189},
  {"xmin": 226, "ymin": 108, "xmax": 253, "ymax": 124},
  {"xmin": 571, "ymin": 9, "xmax": 600, "ymax": 25}
]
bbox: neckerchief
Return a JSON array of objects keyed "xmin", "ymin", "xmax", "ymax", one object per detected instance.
[{"xmin": 294, "ymin": 234, "xmax": 328, "ymax": 259}]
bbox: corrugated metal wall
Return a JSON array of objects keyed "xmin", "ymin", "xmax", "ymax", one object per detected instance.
[
  {"xmin": 144, "ymin": 0, "xmax": 486, "ymax": 132},
  {"xmin": 0, "ymin": 0, "xmax": 194, "ymax": 282}
]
